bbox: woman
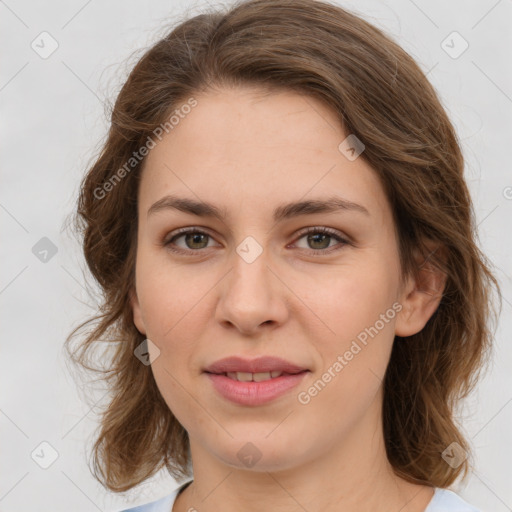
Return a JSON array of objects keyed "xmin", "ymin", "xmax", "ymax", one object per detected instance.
[{"xmin": 65, "ymin": 0, "xmax": 500, "ymax": 510}]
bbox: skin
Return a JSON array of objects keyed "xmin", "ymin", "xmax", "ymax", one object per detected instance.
[{"xmin": 131, "ymin": 86, "xmax": 446, "ymax": 512}]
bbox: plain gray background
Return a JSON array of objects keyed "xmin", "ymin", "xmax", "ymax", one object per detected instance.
[{"xmin": 1, "ymin": 0, "xmax": 511, "ymax": 510}]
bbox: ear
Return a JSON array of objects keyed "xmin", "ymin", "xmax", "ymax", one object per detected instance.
[
  {"xmin": 395, "ymin": 241, "xmax": 448, "ymax": 337},
  {"xmin": 129, "ymin": 288, "xmax": 147, "ymax": 336}
]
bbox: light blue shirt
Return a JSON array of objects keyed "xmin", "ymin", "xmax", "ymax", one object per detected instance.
[{"xmin": 119, "ymin": 480, "xmax": 482, "ymax": 511}]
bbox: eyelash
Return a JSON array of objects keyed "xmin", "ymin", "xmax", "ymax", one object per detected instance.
[{"xmin": 162, "ymin": 226, "xmax": 350, "ymax": 257}]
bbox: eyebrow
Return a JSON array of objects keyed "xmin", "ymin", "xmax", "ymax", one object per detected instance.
[{"xmin": 147, "ymin": 194, "xmax": 370, "ymax": 222}]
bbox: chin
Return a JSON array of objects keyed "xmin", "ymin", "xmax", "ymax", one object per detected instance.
[{"xmin": 211, "ymin": 435, "xmax": 307, "ymax": 473}]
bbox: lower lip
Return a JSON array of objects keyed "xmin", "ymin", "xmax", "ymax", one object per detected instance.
[{"xmin": 205, "ymin": 371, "xmax": 309, "ymax": 406}]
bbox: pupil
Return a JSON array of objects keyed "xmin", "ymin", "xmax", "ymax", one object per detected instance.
[
  {"xmin": 187, "ymin": 233, "xmax": 208, "ymax": 249},
  {"xmin": 309, "ymin": 233, "xmax": 329, "ymax": 249}
]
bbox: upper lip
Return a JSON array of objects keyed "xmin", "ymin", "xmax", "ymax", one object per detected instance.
[{"xmin": 204, "ymin": 356, "xmax": 309, "ymax": 374}]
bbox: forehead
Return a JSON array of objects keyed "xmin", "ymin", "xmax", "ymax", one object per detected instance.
[{"xmin": 138, "ymin": 87, "xmax": 391, "ymax": 225}]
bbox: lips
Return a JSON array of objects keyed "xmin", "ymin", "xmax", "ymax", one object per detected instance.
[
  {"xmin": 203, "ymin": 356, "xmax": 310, "ymax": 405},
  {"xmin": 203, "ymin": 356, "xmax": 310, "ymax": 407},
  {"xmin": 203, "ymin": 355, "xmax": 308, "ymax": 375},
  {"xmin": 205, "ymin": 371, "xmax": 309, "ymax": 406}
]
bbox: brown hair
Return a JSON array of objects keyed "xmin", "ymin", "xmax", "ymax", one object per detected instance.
[{"xmin": 64, "ymin": 0, "xmax": 501, "ymax": 493}]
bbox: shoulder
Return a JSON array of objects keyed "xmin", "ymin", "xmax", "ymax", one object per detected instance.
[
  {"xmin": 426, "ymin": 488, "xmax": 482, "ymax": 512},
  {"xmin": 118, "ymin": 492, "xmax": 176, "ymax": 512},
  {"xmin": 118, "ymin": 480, "xmax": 193, "ymax": 512},
  {"xmin": 118, "ymin": 483, "xmax": 481, "ymax": 512}
]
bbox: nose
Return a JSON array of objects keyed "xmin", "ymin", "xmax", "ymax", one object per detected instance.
[{"xmin": 215, "ymin": 244, "xmax": 289, "ymax": 336}]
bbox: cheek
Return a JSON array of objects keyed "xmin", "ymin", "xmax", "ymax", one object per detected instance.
[
  {"xmin": 295, "ymin": 252, "xmax": 399, "ymax": 343},
  {"xmin": 134, "ymin": 250, "xmax": 214, "ymax": 383},
  {"xmin": 135, "ymin": 250, "xmax": 209, "ymax": 342},
  {"xmin": 137, "ymin": 259, "xmax": 210, "ymax": 428},
  {"xmin": 295, "ymin": 254, "xmax": 399, "ymax": 403}
]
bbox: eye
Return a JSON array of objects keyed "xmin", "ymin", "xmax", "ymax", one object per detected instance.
[
  {"xmin": 163, "ymin": 226, "xmax": 349, "ymax": 256},
  {"xmin": 163, "ymin": 227, "xmax": 217, "ymax": 253},
  {"xmin": 291, "ymin": 226, "xmax": 349, "ymax": 255}
]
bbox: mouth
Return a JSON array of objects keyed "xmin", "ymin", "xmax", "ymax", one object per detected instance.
[
  {"xmin": 202, "ymin": 356, "xmax": 310, "ymax": 405},
  {"xmin": 205, "ymin": 370, "xmax": 308, "ymax": 382},
  {"xmin": 204, "ymin": 370, "xmax": 310, "ymax": 406}
]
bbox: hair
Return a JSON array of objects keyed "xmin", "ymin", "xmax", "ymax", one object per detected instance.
[{"xmin": 64, "ymin": 0, "xmax": 501, "ymax": 494}]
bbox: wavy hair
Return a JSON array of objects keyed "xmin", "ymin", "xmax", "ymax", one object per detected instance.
[{"xmin": 64, "ymin": 0, "xmax": 501, "ymax": 493}]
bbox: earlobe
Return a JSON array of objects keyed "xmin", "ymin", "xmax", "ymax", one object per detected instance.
[
  {"xmin": 129, "ymin": 288, "xmax": 147, "ymax": 335},
  {"xmin": 395, "ymin": 243, "xmax": 448, "ymax": 337}
]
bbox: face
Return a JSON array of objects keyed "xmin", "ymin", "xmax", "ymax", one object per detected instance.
[{"xmin": 131, "ymin": 86, "xmax": 411, "ymax": 472}]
